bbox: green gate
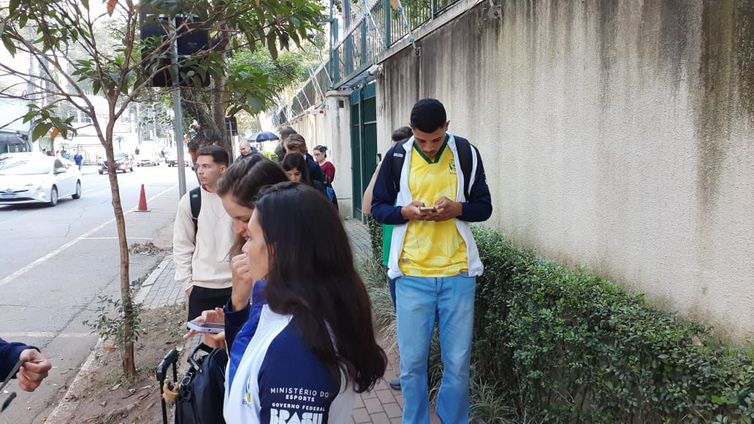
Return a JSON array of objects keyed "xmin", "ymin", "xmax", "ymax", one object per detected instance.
[{"xmin": 350, "ymin": 83, "xmax": 377, "ymax": 221}]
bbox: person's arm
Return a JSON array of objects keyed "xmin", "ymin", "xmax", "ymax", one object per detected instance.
[
  {"xmin": 370, "ymin": 149, "xmax": 408, "ymax": 225},
  {"xmin": 172, "ymin": 196, "xmax": 195, "ymax": 293},
  {"xmin": 459, "ymin": 148, "xmax": 493, "ymax": 222},
  {"xmin": 223, "ymin": 302, "xmax": 250, "ymax": 349},
  {"xmin": 0, "ymin": 338, "xmax": 28, "ymax": 381},
  {"xmin": 324, "ymin": 162, "xmax": 336, "ymax": 183},
  {"xmin": 0, "ymin": 339, "xmax": 51, "ymax": 392},
  {"xmin": 361, "ymin": 163, "xmax": 381, "ymax": 216}
]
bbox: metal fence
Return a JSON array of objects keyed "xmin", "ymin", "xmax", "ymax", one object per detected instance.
[{"xmin": 281, "ymin": 0, "xmax": 462, "ymax": 121}]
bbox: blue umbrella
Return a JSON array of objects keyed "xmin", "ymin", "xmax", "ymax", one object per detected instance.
[{"xmin": 247, "ymin": 131, "xmax": 279, "ymax": 142}]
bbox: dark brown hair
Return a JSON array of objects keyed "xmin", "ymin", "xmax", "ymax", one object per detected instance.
[
  {"xmin": 217, "ymin": 156, "xmax": 288, "ymax": 254},
  {"xmin": 254, "ymin": 182, "xmax": 387, "ymax": 392},
  {"xmin": 281, "ymin": 153, "xmax": 311, "ymax": 185},
  {"xmin": 197, "ymin": 144, "xmax": 229, "ymax": 166}
]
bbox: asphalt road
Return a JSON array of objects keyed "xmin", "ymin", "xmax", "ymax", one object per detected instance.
[{"xmin": 0, "ymin": 164, "xmax": 194, "ymax": 422}]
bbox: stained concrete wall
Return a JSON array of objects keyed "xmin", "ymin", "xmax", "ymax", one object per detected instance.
[{"xmin": 376, "ymin": 0, "xmax": 754, "ymax": 339}]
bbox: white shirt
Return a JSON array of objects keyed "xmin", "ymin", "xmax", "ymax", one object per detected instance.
[{"xmin": 172, "ymin": 187, "xmax": 234, "ymax": 291}]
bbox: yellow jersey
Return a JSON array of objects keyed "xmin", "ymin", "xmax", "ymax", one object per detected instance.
[{"xmin": 399, "ymin": 140, "xmax": 468, "ymax": 277}]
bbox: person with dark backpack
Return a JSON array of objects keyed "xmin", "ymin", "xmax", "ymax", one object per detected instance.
[
  {"xmin": 173, "ymin": 145, "xmax": 234, "ymax": 322},
  {"xmin": 371, "ymin": 99, "xmax": 492, "ymax": 423}
]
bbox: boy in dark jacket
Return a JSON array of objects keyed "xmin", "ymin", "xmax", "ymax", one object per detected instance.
[{"xmin": 371, "ymin": 99, "xmax": 492, "ymax": 423}]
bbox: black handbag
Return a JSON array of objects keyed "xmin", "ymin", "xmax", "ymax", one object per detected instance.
[
  {"xmin": 157, "ymin": 344, "xmax": 227, "ymax": 424},
  {"xmin": 176, "ymin": 344, "xmax": 227, "ymax": 424}
]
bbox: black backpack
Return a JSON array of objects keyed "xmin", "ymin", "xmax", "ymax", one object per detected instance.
[
  {"xmin": 175, "ymin": 344, "xmax": 227, "ymax": 424},
  {"xmin": 390, "ymin": 136, "xmax": 476, "ymax": 199},
  {"xmin": 189, "ymin": 188, "xmax": 201, "ymax": 235}
]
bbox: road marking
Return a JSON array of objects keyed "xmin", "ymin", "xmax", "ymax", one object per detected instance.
[
  {"xmin": 0, "ymin": 185, "xmax": 176, "ymax": 289},
  {"xmin": 1, "ymin": 332, "xmax": 93, "ymax": 338}
]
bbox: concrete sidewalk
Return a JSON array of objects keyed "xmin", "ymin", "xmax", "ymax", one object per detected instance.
[{"xmin": 138, "ymin": 218, "xmax": 404, "ymax": 423}]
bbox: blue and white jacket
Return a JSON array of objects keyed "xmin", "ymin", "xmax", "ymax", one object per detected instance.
[
  {"xmin": 370, "ymin": 134, "xmax": 493, "ymax": 279},
  {"xmin": 224, "ymin": 282, "xmax": 355, "ymax": 424}
]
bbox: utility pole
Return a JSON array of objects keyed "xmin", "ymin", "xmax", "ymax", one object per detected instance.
[{"xmin": 171, "ymin": 17, "xmax": 187, "ymax": 197}]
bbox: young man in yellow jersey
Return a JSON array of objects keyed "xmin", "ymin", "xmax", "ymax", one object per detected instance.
[{"xmin": 371, "ymin": 99, "xmax": 493, "ymax": 423}]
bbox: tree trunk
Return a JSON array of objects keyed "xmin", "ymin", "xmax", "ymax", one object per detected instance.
[
  {"xmin": 103, "ymin": 129, "xmax": 136, "ymax": 379},
  {"xmin": 212, "ymin": 72, "xmax": 231, "ymax": 157}
]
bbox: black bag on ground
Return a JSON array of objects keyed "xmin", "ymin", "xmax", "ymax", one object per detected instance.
[{"xmin": 175, "ymin": 343, "xmax": 227, "ymax": 424}]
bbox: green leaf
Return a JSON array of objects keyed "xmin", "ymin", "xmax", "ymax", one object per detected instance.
[
  {"xmin": 32, "ymin": 123, "xmax": 52, "ymax": 141},
  {"xmin": 2, "ymin": 35, "xmax": 16, "ymax": 57}
]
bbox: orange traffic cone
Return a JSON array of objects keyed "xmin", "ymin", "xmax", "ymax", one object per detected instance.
[{"xmin": 136, "ymin": 184, "xmax": 150, "ymax": 212}]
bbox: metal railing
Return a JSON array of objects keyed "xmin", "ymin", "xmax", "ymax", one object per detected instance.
[{"xmin": 278, "ymin": 0, "xmax": 461, "ymax": 122}]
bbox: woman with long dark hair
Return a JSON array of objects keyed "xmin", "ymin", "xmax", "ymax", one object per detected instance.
[{"xmin": 224, "ymin": 182, "xmax": 387, "ymax": 423}]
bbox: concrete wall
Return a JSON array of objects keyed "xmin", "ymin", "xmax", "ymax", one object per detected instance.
[
  {"xmin": 375, "ymin": 0, "xmax": 754, "ymax": 340},
  {"xmin": 289, "ymin": 95, "xmax": 355, "ymax": 218}
]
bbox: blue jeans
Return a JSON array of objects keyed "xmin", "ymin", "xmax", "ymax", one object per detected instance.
[{"xmin": 396, "ymin": 274, "xmax": 476, "ymax": 424}]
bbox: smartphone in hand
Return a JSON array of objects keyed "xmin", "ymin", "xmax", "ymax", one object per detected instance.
[
  {"xmin": 418, "ymin": 206, "xmax": 437, "ymax": 213},
  {"xmin": 186, "ymin": 321, "xmax": 224, "ymax": 334}
]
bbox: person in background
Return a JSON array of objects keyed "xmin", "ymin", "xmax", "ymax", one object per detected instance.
[
  {"xmin": 235, "ymin": 140, "xmax": 258, "ymax": 162},
  {"xmin": 73, "ymin": 151, "xmax": 84, "ymax": 171},
  {"xmin": 282, "ymin": 152, "xmax": 330, "ymax": 200},
  {"xmin": 281, "ymin": 153, "xmax": 311, "ymax": 185},
  {"xmin": 361, "ymin": 125, "xmax": 412, "ymax": 391},
  {"xmin": 313, "ymin": 145, "xmax": 335, "ymax": 184},
  {"xmin": 283, "ymin": 134, "xmax": 326, "ymax": 185},
  {"xmin": 0, "ymin": 338, "xmax": 52, "ymax": 392},
  {"xmin": 187, "ymin": 140, "xmax": 200, "ymax": 170},
  {"xmin": 275, "ymin": 126, "xmax": 297, "ymax": 163},
  {"xmin": 223, "ymin": 182, "xmax": 387, "ymax": 422}
]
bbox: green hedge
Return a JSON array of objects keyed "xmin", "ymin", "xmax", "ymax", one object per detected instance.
[{"xmin": 471, "ymin": 227, "xmax": 754, "ymax": 423}]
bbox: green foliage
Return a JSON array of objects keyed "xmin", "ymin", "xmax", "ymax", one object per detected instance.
[
  {"xmin": 363, "ymin": 223, "xmax": 754, "ymax": 422},
  {"xmin": 83, "ymin": 289, "xmax": 143, "ymax": 349},
  {"xmin": 366, "ymin": 216, "xmax": 384, "ymax": 269},
  {"xmin": 471, "ymin": 227, "xmax": 754, "ymax": 423},
  {"xmin": 226, "ymin": 48, "xmax": 315, "ymax": 116},
  {"xmin": 0, "ymin": 0, "xmax": 325, "ymax": 143}
]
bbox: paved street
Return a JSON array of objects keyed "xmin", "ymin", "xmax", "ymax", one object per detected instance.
[{"xmin": 0, "ymin": 164, "xmax": 195, "ymax": 422}]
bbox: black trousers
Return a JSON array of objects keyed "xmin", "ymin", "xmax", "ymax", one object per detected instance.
[{"xmin": 187, "ymin": 286, "xmax": 232, "ymax": 321}]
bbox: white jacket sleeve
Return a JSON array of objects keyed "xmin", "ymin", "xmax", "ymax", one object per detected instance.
[{"xmin": 173, "ymin": 195, "xmax": 195, "ymax": 292}]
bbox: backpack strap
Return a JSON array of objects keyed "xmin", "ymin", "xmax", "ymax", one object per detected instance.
[
  {"xmin": 454, "ymin": 137, "xmax": 474, "ymax": 200},
  {"xmin": 189, "ymin": 187, "xmax": 201, "ymax": 236},
  {"xmin": 390, "ymin": 142, "xmax": 407, "ymax": 193}
]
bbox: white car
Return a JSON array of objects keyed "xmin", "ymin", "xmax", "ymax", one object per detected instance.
[{"xmin": 0, "ymin": 153, "xmax": 82, "ymax": 207}]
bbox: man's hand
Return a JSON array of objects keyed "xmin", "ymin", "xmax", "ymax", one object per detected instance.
[
  {"xmin": 17, "ymin": 349, "xmax": 51, "ymax": 392},
  {"xmin": 400, "ymin": 201, "xmax": 432, "ymax": 221},
  {"xmin": 230, "ymin": 253, "xmax": 254, "ymax": 312},
  {"xmin": 428, "ymin": 197, "xmax": 463, "ymax": 221},
  {"xmin": 184, "ymin": 308, "xmax": 226, "ymax": 349}
]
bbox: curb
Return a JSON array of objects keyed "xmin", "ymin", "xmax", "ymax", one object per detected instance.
[{"xmin": 46, "ymin": 255, "xmax": 173, "ymax": 424}]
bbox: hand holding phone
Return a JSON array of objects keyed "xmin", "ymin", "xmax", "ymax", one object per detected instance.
[
  {"xmin": 418, "ymin": 206, "xmax": 437, "ymax": 213},
  {"xmin": 186, "ymin": 321, "xmax": 224, "ymax": 334}
]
